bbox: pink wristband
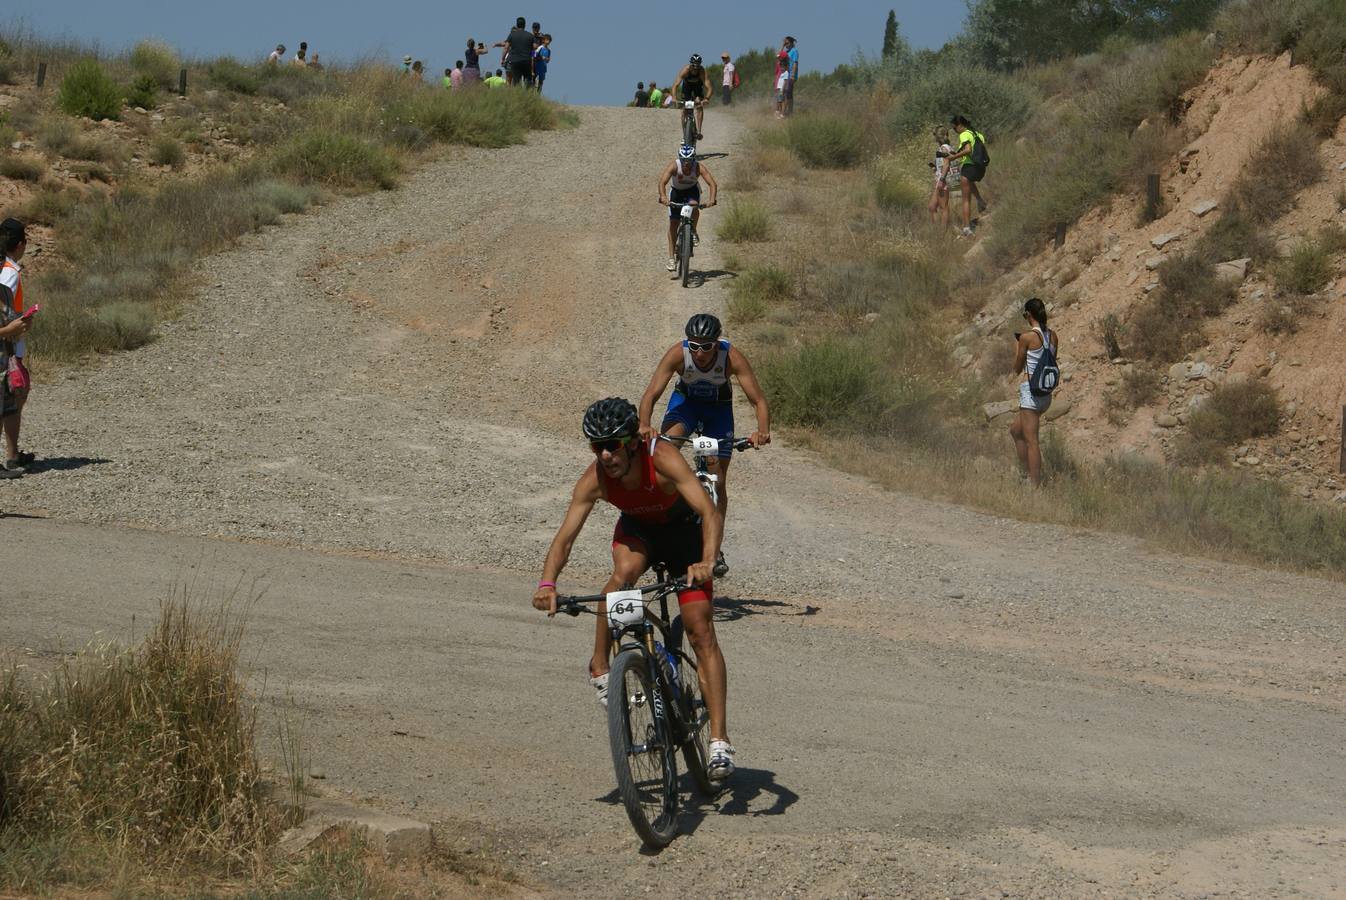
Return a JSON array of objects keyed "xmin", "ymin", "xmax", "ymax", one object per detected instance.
[{"xmin": 538, "ymin": 581, "xmax": 556, "ymax": 589}]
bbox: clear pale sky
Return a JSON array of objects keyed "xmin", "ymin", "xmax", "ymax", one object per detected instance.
[{"xmin": 7, "ymin": 1, "xmax": 964, "ymax": 105}]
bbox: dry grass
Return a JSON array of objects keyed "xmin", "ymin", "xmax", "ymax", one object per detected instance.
[
  {"xmin": 1103, "ymin": 365, "xmax": 1162, "ymax": 425},
  {"xmin": 1175, "ymin": 379, "xmax": 1281, "ymax": 465},
  {"xmin": 0, "ymin": 596, "xmax": 273, "ymax": 888},
  {"xmin": 717, "ymin": 198, "xmax": 772, "ymax": 243},
  {"xmin": 0, "ymin": 153, "xmax": 44, "ymax": 181}
]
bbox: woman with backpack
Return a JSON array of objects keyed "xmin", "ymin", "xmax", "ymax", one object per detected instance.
[
  {"xmin": 948, "ymin": 114, "xmax": 990, "ymax": 237},
  {"xmin": 1010, "ymin": 297, "xmax": 1061, "ymax": 486}
]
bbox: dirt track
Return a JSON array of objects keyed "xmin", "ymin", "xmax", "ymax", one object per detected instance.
[{"xmin": 4, "ymin": 107, "xmax": 1346, "ymax": 897}]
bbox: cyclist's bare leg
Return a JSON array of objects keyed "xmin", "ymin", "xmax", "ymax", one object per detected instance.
[
  {"xmin": 666, "ymin": 217, "xmax": 678, "ymax": 258},
  {"xmin": 591, "ymin": 541, "xmax": 650, "ymax": 677},
  {"xmin": 679, "ymin": 598, "xmax": 728, "ymax": 742},
  {"xmin": 695, "ymin": 102, "xmax": 705, "ymax": 135},
  {"xmin": 691, "ymin": 206, "xmax": 700, "ymax": 236},
  {"xmin": 706, "ymin": 454, "xmax": 730, "ymax": 522}
]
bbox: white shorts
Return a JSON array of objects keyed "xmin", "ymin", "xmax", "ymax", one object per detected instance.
[{"xmin": 1019, "ymin": 381, "xmax": 1051, "ymax": 412}]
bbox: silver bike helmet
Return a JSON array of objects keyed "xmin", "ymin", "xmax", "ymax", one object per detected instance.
[
  {"xmin": 685, "ymin": 313, "xmax": 722, "ymax": 340},
  {"xmin": 689, "ymin": 53, "xmax": 703, "ymax": 65},
  {"xmin": 582, "ymin": 397, "xmax": 639, "ymax": 442},
  {"xmin": 678, "ymin": 144, "xmax": 696, "ymax": 160}
]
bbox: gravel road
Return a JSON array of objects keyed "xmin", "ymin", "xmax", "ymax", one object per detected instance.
[{"xmin": 4, "ymin": 106, "xmax": 1345, "ymax": 897}]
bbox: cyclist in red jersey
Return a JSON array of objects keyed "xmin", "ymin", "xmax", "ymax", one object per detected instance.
[{"xmin": 533, "ymin": 397, "xmax": 736, "ymax": 779}]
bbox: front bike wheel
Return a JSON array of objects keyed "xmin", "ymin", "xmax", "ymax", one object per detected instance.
[
  {"xmin": 607, "ymin": 649, "xmax": 678, "ymax": 848},
  {"xmin": 669, "ymin": 618, "xmax": 717, "ymax": 797},
  {"xmin": 680, "ymin": 223, "xmax": 693, "ymax": 287},
  {"xmin": 682, "ymin": 113, "xmax": 697, "ymax": 148}
]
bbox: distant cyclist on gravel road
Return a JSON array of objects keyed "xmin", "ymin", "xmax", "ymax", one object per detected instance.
[
  {"xmin": 673, "ymin": 54, "xmax": 713, "ymax": 139},
  {"xmin": 532, "ymin": 397, "xmax": 737, "ymax": 781},
  {"xmin": 637, "ymin": 313, "xmax": 770, "ymax": 577},
  {"xmin": 658, "ymin": 144, "xmax": 718, "ymax": 273}
]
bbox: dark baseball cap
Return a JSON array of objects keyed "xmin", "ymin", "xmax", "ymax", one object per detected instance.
[{"xmin": 0, "ymin": 218, "xmax": 26, "ymax": 243}]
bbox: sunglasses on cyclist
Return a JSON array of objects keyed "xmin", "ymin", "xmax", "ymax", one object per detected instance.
[
  {"xmin": 590, "ymin": 437, "xmax": 632, "ymax": 454},
  {"xmin": 687, "ymin": 340, "xmax": 717, "ymax": 353}
]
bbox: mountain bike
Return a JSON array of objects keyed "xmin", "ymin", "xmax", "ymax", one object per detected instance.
[
  {"xmin": 661, "ymin": 434, "xmax": 753, "ymax": 506},
  {"xmin": 680, "ymin": 99, "xmax": 702, "ymax": 147},
  {"xmin": 557, "ymin": 576, "xmax": 716, "ymax": 848}
]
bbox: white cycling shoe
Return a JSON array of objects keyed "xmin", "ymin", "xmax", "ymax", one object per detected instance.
[
  {"xmin": 707, "ymin": 739, "xmax": 736, "ymax": 781},
  {"xmin": 665, "ymin": 257, "xmax": 677, "ymax": 272},
  {"xmin": 590, "ymin": 672, "xmax": 609, "ymax": 708}
]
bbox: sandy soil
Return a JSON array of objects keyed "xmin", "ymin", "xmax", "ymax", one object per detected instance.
[{"xmin": 3, "ymin": 105, "xmax": 1346, "ymax": 897}]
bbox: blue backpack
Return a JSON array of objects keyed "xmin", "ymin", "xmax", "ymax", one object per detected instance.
[{"xmin": 1028, "ymin": 327, "xmax": 1060, "ymax": 397}]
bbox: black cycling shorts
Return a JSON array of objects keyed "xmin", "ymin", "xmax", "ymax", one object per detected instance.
[
  {"xmin": 669, "ymin": 185, "xmax": 701, "ymax": 217},
  {"xmin": 681, "ymin": 83, "xmax": 705, "ymax": 101}
]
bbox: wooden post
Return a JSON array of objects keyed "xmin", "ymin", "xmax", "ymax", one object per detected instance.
[
  {"xmin": 1146, "ymin": 173, "xmax": 1161, "ymax": 220},
  {"xmin": 178, "ymin": 68, "xmax": 187, "ymax": 96},
  {"xmin": 1054, "ymin": 222, "xmax": 1067, "ymax": 249},
  {"xmin": 35, "ymin": 62, "xmax": 46, "ymax": 88},
  {"xmin": 1340, "ymin": 406, "xmax": 1345, "ymax": 474}
]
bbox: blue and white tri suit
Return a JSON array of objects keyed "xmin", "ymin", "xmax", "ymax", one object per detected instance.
[{"xmin": 661, "ymin": 338, "xmax": 734, "ymax": 458}]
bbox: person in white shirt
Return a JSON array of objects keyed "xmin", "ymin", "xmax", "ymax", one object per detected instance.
[
  {"xmin": 266, "ymin": 44, "xmax": 285, "ymax": 64},
  {"xmin": 720, "ymin": 52, "xmax": 735, "ymax": 105}
]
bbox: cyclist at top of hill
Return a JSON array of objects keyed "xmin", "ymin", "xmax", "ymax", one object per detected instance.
[
  {"xmin": 637, "ymin": 313, "xmax": 770, "ymax": 577},
  {"xmin": 674, "ymin": 54, "xmax": 714, "ymax": 140},
  {"xmin": 658, "ymin": 144, "xmax": 718, "ymax": 273},
  {"xmin": 532, "ymin": 397, "xmax": 736, "ymax": 780}
]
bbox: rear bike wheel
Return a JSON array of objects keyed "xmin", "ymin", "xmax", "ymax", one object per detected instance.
[
  {"xmin": 679, "ymin": 222, "xmax": 693, "ymax": 287},
  {"xmin": 607, "ymin": 649, "xmax": 678, "ymax": 847},
  {"xmin": 669, "ymin": 617, "xmax": 718, "ymax": 798},
  {"xmin": 682, "ymin": 112, "xmax": 697, "ymax": 148}
]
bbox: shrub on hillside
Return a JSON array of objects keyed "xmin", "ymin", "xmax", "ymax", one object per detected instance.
[
  {"xmin": 1276, "ymin": 236, "xmax": 1335, "ymax": 295},
  {"xmin": 728, "ymin": 265, "xmax": 792, "ymax": 324},
  {"xmin": 207, "ymin": 58, "xmax": 261, "ymax": 94},
  {"xmin": 1104, "ymin": 365, "xmax": 1161, "ymax": 425},
  {"xmin": 716, "ymin": 198, "xmax": 771, "ymax": 243},
  {"xmin": 0, "ymin": 154, "xmax": 45, "ymax": 181},
  {"xmin": 37, "ymin": 116, "xmax": 124, "ymax": 163},
  {"xmin": 779, "ymin": 112, "xmax": 864, "ymax": 168},
  {"xmin": 387, "ymin": 87, "xmax": 556, "ymax": 148},
  {"xmin": 125, "ymin": 74, "xmax": 157, "ymax": 110},
  {"xmin": 1197, "ymin": 209, "xmax": 1276, "ymax": 263},
  {"xmin": 761, "ymin": 339, "xmax": 883, "ymax": 427},
  {"xmin": 57, "ymin": 59, "xmax": 122, "ymax": 120},
  {"xmin": 1157, "ymin": 253, "xmax": 1236, "ymax": 316},
  {"xmin": 1226, "ymin": 123, "xmax": 1322, "ymax": 223},
  {"xmin": 1175, "ymin": 379, "xmax": 1280, "ymax": 464},
  {"xmin": 129, "ymin": 39, "xmax": 179, "ymax": 90},
  {"xmin": 888, "ymin": 62, "xmax": 1037, "ymax": 138},
  {"xmin": 151, "ymin": 135, "xmax": 186, "ymax": 168},
  {"xmin": 271, "ymin": 131, "xmax": 398, "ymax": 189}
]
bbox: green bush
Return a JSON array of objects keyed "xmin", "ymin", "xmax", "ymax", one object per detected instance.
[
  {"xmin": 0, "ymin": 154, "xmax": 45, "ymax": 181},
  {"xmin": 1176, "ymin": 379, "xmax": 1280, "ymax": 465},
  {"xmin": 57, "ymin": 59, "xmax": 122, "ymax": 121},
  {"xmin": 1226, "ymin": 123, "xmax": 1322, "ymax": 224},
  {"xmin": 271, "ymin": 131, "xmax": 398, "ymax": 189},
  {"xmin": 387, "ymin": 86, "xmax": 557, "ymax": 148},
  {"xmin": 1198, "ymin": 209, "xmax": 1275, "ymax": 263},
  {"xmin": 762, "ymin": 340, "xmax": 883, "ymax": 427},
  {"xmin": 207, "ymin": 58, "xmax": 261, "ymax": 94},
  {"xmin": 873, "ymin": 166, "xmax": 925, "ymax": 211},
  {"xmin": 716, "ymin": 198, "xmax": 772, "ymax": 243},
  {"xmin": 888, "ymin": 62, "xmax": 1038, "ymax": 138},
  {"xmin": 1276, "ymin": 236, "xmax": 1335, "ymax": 294},
  {"xmin": 129, "ymin": 40, "xmax": 179, "ymax": 90},
  {"xmin": 728, "ymin": 265, "xmax": 792, "ymax": 324},
  {"xmin": 779, "ymin": 112, "xmax": 865, "ymax": 168},
  {"xmin": 150, "ymin": 135, "xmax": 185, "ymax": 168},
  {"xmin": 1125, "ymin": 254, "xmax": 1234, "ymax": 362},
  {"xmin": 125, "ymin": 74, "xmax": 157, "ymax": 110}
]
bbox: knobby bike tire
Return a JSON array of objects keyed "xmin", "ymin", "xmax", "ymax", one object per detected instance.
[
  {"xmin": 669, "ymin": 617, "xmax": 718, "ymax": 798},
  {"xmin": 682, "ymin": 113, "xmax": 697, "ymax": 149},
  {"xmin": 680, "ymin": 222, "xmax": 693, "ymax": 287},
  {"xmin": 607, "ymin": 649, "xmax": 679, "ymax": 847}
]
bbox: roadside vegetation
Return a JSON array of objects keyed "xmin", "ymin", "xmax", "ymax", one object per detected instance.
[
  {"xmin": 0, "ymin": 597, "xmax": 517, "ymax": 895},
  {"xmin": 723, "ymin": 0, "xmax": 1346, "ymax": 576},
  {"xmin": 0, "ymin": 31, "xmax": 573, "ymax": 361}
]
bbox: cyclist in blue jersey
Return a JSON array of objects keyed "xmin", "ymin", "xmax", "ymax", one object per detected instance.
[{"xmin": 637, "ymin": 313, "xmax": 770, "ymax": 576}]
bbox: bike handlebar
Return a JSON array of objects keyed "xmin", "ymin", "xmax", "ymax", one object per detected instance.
[
  {"xmin": 554, "ymin": 580, "xmax": 688, "ymax": 617},
  {"xmin": 659, "ymin": 435, "xmax": 755, "ymax": 452}
]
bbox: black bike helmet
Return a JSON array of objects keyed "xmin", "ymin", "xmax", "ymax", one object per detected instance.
[
  {"xmin": 689, "ymin": 53, "xmax": 703, "ymax": 66},
  {"xmin": 582, "ymin": 397, "xmax": 639, "ymax": 441},
  {"xmin": 685, "ymin": 313, "xmax": 722, "ymax": 340}
]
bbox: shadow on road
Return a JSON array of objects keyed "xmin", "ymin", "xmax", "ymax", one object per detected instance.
[
  {"xmin": 23, "ymin": 456, "xmax": 111, "ymax": 475},
  {"xmin": 714, "ymin": 595, "xmax": 821, "ymax": 621}
]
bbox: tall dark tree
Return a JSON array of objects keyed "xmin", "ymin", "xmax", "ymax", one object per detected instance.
[{"xmin": 882, "ymin": 10, "xmax": 899, "ymax": 58}]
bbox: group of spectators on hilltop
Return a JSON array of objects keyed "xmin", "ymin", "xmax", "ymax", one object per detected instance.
[{"xmin": 266, "ymin": 16, "xmax": 555, "ymax": 93}]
